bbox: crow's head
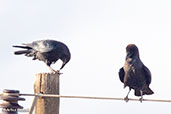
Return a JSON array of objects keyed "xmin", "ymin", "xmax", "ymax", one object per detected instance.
[
  {"xmin": 60, "ymin": 53, "xmax": 71, "ymax": 70},
  {"xmin": 126, "ymin": 44, "xmax": 139, "ymax": 59}
]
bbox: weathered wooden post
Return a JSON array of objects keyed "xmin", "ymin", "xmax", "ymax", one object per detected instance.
[{"xmin": 34, "ymin": 73, "xmax": 60, "ymax": 114}]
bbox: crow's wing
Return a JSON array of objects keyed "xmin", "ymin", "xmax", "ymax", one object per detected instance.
[
  {"xmin": 23, "ymin": 40, "xmax": 55, "ymax": 53},
  {"xmin": 142, "ymin": 65, "xmax": 152, "ymax": 86},
  {"xmin": 119, "ymin": 67, "xmax": 125, "ymax": 83}
]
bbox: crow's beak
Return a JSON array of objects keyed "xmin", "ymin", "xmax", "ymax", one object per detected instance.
[
  {"xmin": 60, "ymin": 61, "xmax": 67, "ymax": 70},
  {"xmin": 126, "ymin": 52, "xmax": 133, "ymax": 59},
  {"xmin": 60, "ymin": 63, "xmax": 65, "ymax": 70}
]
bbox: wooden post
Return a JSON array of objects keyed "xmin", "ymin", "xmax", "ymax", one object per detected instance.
[{"xmin": 34, "ymin": 73, "xmax": 60, "ymax": 114}]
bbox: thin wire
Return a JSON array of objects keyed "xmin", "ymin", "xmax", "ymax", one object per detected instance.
[{"xmin": 19, "ymin": 93, "xmax": 171, "ymax": 103}]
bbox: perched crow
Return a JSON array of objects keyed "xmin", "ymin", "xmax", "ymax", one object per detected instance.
[
  {"xmin": 13, "ymin": 39, "xmax": 71, "ymax": 73},
  {"xmin": 119, "ymin": 44, "xmax": 154, "ymax": 102}
]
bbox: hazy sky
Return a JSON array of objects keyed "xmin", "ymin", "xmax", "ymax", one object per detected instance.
[{"xmin": 0, "ymin": 0, "xmax": 171, "ymax": 114}]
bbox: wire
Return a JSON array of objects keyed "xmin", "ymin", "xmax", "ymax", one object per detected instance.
[{"xmin": 19, "ymin": 93, "xmax": 171, "ymax": 103}]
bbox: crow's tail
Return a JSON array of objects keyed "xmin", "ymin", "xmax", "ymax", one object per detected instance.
[
  {"xmin": 134, "ymin": 87, "xmax": 154, "ymax": 96},
  {"xmin": 13, "ymin": 45, "xmax": 32, "ymax": 49},
  {"xmin": 144, "ymin": 87, "xmax": 154, "ymax": 95},
  {"xmin": 13, "ymin": 45, "xmax": 32, "ymax": 55},
  {"xmin": 14, "ymin": 50, "xmax": 31, "ymax": 55}
]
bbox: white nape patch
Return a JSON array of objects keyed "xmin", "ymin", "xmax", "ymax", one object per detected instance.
[{"xmin": 34, "ymin": 41, "xmax": 53, "ymax": 52}]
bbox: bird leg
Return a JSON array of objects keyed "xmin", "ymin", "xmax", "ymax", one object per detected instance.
[
  {"xmin": 139, "ymin": 90, "xmax": 143, "ymax": 103},
  {"xmin": 48, "ymin": 66, "xmax": 57, "ymax": 73},
  {"xmin": 124, "ymin": 88, "xmax": 131, "ymax": 102},
  {"xmin": 46, "ymin": 65, "xmax": 61, "ymax": 74}
]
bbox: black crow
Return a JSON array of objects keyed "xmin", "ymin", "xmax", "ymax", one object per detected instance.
[
  {"xmin": 119, "ymin": 44, "xmax": 154, "ymax": 102},
  {"xmin": 13, "ymin": 39, "xmax": 71, "ymax": 73}
]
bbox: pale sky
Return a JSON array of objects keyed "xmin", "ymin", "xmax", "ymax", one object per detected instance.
[{"xmin": 0, "ymin": 0, "xmax": 171, "ymax": 114}]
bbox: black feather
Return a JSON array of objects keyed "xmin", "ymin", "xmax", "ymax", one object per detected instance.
[
  {"xmin": 119, "ymin": 67, "xmax": 125, "ymax": 83},
  {"xmin": 13, "ymin": 45, "xmax": 32, "ymax": 49}
]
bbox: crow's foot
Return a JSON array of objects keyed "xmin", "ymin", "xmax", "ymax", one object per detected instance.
[
  {"xmin": 124, "ymin": 96, "xmax": 129, "ymax": 102},
  {"xmin": 139, "ymin": 97, "xmax": 143, "ymax": 103}
]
